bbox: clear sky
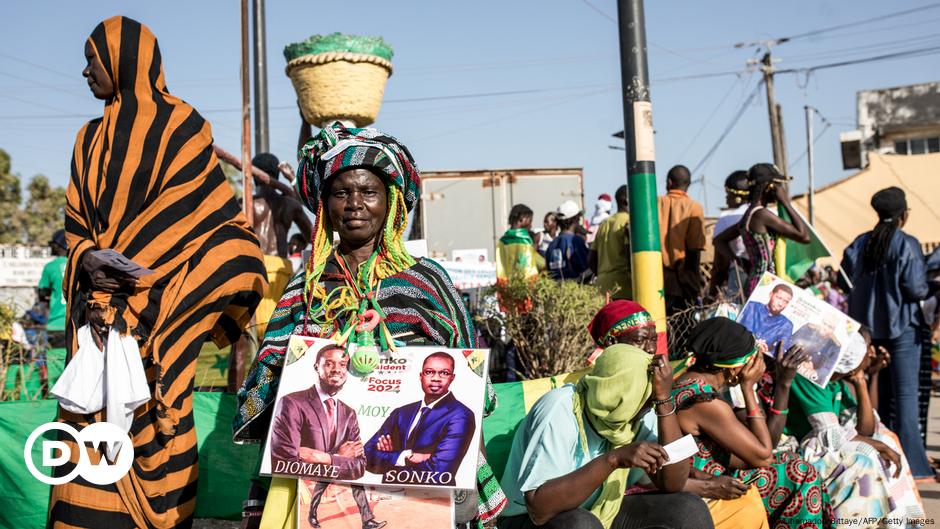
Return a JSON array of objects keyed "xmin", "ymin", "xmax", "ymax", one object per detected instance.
[{"xmin": 2, "ymin": 0, "xmax": 939, "ymax": 217}]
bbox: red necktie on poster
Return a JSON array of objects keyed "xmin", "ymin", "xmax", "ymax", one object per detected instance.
[{"xmin": 324, "ymin": 397, "xmax": 336, "ymax": 446}]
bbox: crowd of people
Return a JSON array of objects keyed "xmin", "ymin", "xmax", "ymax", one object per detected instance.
[
  {"xmin": 38, "ymin": 14, "xmax": 940, "ymax": 529},
  {"xmin": 490, "ymin": 158, "xmax": 940, "ymax": 528}
]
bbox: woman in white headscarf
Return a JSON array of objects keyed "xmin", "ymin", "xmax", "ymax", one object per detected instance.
[{"xmin": 784, "ymin": 328, "xmax": 925, "ymax": 527}]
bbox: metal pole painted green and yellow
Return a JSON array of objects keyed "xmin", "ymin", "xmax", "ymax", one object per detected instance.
[{"xmin": 617, "ymin": 0, "xmax": 668, "ymax": 353}]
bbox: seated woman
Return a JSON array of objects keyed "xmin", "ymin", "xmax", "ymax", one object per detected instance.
[
  {"xmin": 588, "ymin": 301, "xmax": 768, "ymax": 529},
  {"xmin": 671, "ymin": 318, "xmax": 833, "ymax": 528},
  {"xmin": 498, "ymin": 300, "xmax": 711, "ymax": 529},
  {"xmin": 233, "ymin": 124, "xmax": 505, "ymax": 528},
  {"xmin": 784, "ymin": 328, "xmax": 925, "ymax": 527}
]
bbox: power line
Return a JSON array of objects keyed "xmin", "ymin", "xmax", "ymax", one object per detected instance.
[
  {"xmin": 691, "ymin": 81, "xmax": 763, "ymax": 175},
  {"xmin": 782, "ymin": 32, "xmax": 940, "ymax": 63},
  {"xmin": 0, "ymin": 83, "xmax": 620, "ymax": 120},
  {"xmin": 676, "ymin": 74, "xmax": 748, "ymax": 160},
  {"xmin": 0, "ymin": 71, "xmax": 87, "ymax": 100},
  {"xmin": 782, "ymin": 2, "xmax": 940, "ymax": 41},
  {"xmin": 578, "ymin": 0, "xmax": 714, "ymax": 63},
  {"xmin": 580, "ymin": 0, "xmax": 616, "ymax": 23},
  {"xmin": 776, "ymin": 44, "xmax": 940, "ymax": 75},
  {"xmin": 0, "ymin": 52, "xmax": 75, "ymax": 80}
]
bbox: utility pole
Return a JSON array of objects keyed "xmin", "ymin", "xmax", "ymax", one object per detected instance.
[
  {"xmin": 804, "ymin": 105, "xmax": 815, "ymax": 225},
  {"xmin": 240, "ymin": 0, "xmax": 253, "ymax": 225},
  {"xmin": 776, "ymin": 103, "xmax": 789, "ymax": 175},
  {"xmin": 231, "ymin": 0, "xmax": 253, "ymax": 394},
  {"xmin": 760, "ymin": 52, "xmax": 787, "ymax": 174},
  {"xmin": 252, "ymin": 0, "xmax": 269, "ymax": 153},
  {"xmin": 617, "ymin": 0, "xmax": 667, "ymax": 353}
]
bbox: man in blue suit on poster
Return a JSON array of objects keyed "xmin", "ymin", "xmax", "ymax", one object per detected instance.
[
  {"xmin": 364, "ymin": 351, "xmax": 475, "ymax": 487},
  {"xmin": 738, "ymin": 282, "xmax": 795, "ymax": 353}
]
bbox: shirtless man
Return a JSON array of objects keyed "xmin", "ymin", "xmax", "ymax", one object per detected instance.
[{"xmin": 251, "ymin": 152, "xmax": 312, "ymax": 257}]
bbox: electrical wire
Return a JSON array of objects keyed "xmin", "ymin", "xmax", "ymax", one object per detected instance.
[
  {"xmin": 676, "ymin": 73, "xmax": 748, "ymax": 160},
  {"xmin": 781, "ymin": 2, "xmax": 940, "ymax": 41},
  {"xmin": 691, "ymin": 81, "xmax": 763, "ymax": 175},
  {"xmin": 0, "ymin": 52, "xmax": 75, "ymax": 80},
  {"xmin": 777, "ymin": 44, "xmax": 940, "ymax": 75}
]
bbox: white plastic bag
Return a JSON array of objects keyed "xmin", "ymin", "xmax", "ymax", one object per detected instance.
[
  {"xmin": 51, "ymin": 325, "xmax": 150, "ymax": 437},
  {"xmin": 51, "ymin": 325, "xmax": 105, "ymax": 414}
]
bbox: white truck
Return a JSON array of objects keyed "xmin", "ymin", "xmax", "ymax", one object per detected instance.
[{"xmin": 411, "ymin": 167, "xmax": 584, "ymax": 259}]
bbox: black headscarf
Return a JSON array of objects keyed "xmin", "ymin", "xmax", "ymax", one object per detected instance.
[{"xmin": 688, "ymin": 317, "xmax": 757, "ymax": 369}]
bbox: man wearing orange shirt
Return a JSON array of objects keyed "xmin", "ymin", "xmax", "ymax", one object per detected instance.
[{"xmin": 658, "ymin": 165, "xmax": 706, "ymax": 315}]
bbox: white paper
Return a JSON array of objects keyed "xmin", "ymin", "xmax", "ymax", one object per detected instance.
[
  {"xmin": 91, "ymin": 248, "xmax": 154, "ymax": 278},
  {"xmin": 663, "ymin": 434, "xmax": 698, "ymax": 465}
]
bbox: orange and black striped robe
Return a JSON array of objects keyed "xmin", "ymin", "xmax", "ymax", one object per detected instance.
[{"xmin": 51, "ymin": 16, "xmax": 266, "ymax": 529}]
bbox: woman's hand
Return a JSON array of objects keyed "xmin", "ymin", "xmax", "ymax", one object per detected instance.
[
  {"xmin": 740, "ymin": 352, "xmax": 766, "ymax": 387},
  {"xmin": 867, "ymin": 346, "xmax": 891, "ymax": 377},
  {"xmin": 81, "ymin": 252, "xmax": 138, "ymax": 293},
  {"xmin": 609, "ymin": 441, "xmax": 668, "ymax": 475},
  {"xmin": 774, "ymin": 182, "xmax": 790, "ymax": 204},
  {"xmin": 858, "ymin": 437, "xmax": 902, "ymax": 478},
  {"xmin": 85, "ymin": 305, "xmax": 108, "ymax": 349},
  {"xmin": 696, "ymin": 475, "xmax": 749, "ymax": 500},
  {"xmin": 650, "ymin": 354, "xmax": 673, "ymax": 401},
  {"xmin": 774, "ymin": 343, "xmax": 808, "ymax": 386}
]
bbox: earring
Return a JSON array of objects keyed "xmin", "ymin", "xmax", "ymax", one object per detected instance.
[{"xmin": 727, "ymin": 370, "xmax": 740, "ymax": 386}]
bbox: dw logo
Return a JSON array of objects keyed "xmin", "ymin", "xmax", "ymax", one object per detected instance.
[{"xmin": 23, "ymin": 422, "xmax": 134, "ymax": 485}]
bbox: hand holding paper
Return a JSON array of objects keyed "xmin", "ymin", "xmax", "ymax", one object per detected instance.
[{"xmin": 662, "ymin": 434, "xmax": 698, "ymax": 465}]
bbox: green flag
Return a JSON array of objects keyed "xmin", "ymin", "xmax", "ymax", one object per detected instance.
[{"xmin": 775, "ymin": 204, "xmax": 831, "ymax": 281}]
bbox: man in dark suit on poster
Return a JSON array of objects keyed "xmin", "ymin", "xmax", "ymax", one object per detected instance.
[
  {"xmin": 270, "ymin": 344, "xmax": 386, "ymax": 529},
  {"xmin": 364, "ymin": 351, "xmax": 475, "ymax": 487}
]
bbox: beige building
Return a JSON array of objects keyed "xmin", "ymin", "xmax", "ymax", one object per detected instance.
[{"xmin": 793, "ymin": 151, "xmax": 940, "ymax": 258}]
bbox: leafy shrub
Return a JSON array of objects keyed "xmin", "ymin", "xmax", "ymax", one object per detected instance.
[{"xmin": 484, "ymin": 275, "xmax": 603, "ymax": 380}]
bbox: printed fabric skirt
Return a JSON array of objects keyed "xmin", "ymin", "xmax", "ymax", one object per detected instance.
[{"xmin": 731, "ymin": 452, "xmax": 835, "ymax": 529}]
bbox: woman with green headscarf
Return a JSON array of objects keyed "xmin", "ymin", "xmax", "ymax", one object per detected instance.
[
  {"xmin": 671, "ymin": 317, "xmax": 833, "ymax": 528},
  {"xmin": 497, "ymin": 308, "xmax": 711, "ymax": 529}
]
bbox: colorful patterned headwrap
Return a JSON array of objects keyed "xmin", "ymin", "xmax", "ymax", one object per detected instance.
[
  {"xmin": 587, "ymin": 300, "xmax": 655, "ymax": 347},
  {"xmin": 688, "ymin": 317, "xmax": 758, "ymax": 369},
  {"xmin": 295, "ymin": 123, "xmax": 418, "ymax": 328},
  {"xmin": 296, "ymin": 123, "xmax": 421, "ymax": 214}
]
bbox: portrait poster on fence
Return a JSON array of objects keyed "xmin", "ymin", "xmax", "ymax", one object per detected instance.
[
  {"xmin": 296, "ymin": 480, "xmax": 454, "ymax": 529},
  {"xmin": 737, "ymin": 272, "xmax": 860, "ymax": 387},
  {"xmin": 261, "ymin": 336, "xmax": 489, "ymax": 490}
]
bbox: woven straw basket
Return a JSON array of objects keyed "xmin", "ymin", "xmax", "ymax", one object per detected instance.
[{"xmin": 286, "ymin": 51, "xmax": 393, "ymax": 128}]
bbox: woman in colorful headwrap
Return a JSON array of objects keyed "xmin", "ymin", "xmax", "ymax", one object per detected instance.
[
  {"xmin": 713, "ymin": 163, "xmax": 809, "ymax": 297},
  {"xmin": 234, "ymin": 123, "xmax": 506, "ymax": 528},
  {"xmin": 588, "ymin": 301, "xmax": 769, "ymax": 529},
  {"xmin": 782, "ymin": 328, "xmax": 924, "ymax": 527},
  {"xmin": 498, "ymin": 300, "xmax": 711, "ymax": 529},
  {"xmin": 840, "ymin": 186, "xmax": 934, "ymax": 480},
  {"xmin": 52, "ymin": 17, "xmax": 267, "ymax": 529},
  {"xmin": 670, "ymin": 318, "xmax": 834, "ymax": 529}
]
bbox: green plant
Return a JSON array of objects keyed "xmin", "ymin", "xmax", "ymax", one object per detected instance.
[
  {"xmin": 485, "ymin": 275, "xmax": 604, "ymax": 380},
  {"xmin": 0, "ymin": 301, "xmax": 42, "ymax": 401}
]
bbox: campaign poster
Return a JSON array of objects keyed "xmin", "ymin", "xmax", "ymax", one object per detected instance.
[
  {"xmin": 296, "ymin": 480, "xmax": 453, "ymax": 529},
  {"xmin": 737, "ymin": 272, "xmax": 860, "ymax": 388},
  {"xmin": 261, "ymin": 336, "xmax": 489, "ymax": 490}
]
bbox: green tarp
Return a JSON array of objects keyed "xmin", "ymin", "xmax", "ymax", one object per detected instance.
[
  {"xmin": 0, "ymin": 393, "xmax": 260, "ymax": 528},
  {"xmin": 0, "ymin": 381, "xmax": 534, "ymax": 527}
]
